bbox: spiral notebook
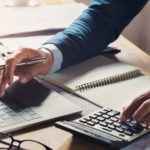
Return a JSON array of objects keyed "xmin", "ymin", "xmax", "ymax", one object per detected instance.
[{"xmin": 41, "ymin": 55, "xmax": 150, "ymax": 111}]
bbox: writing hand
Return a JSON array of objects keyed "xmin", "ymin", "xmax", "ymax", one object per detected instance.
[
  {"xmin": 0, "ymin": 47, "xmax": 53, "ymax": 97},
  {"xmin": 120, "ymin": 90, "xmax": 150, "ymax": 126}
]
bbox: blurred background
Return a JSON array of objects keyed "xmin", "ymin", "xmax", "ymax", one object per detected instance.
[{"xmin": 1, "ymin": 0, "xmax": 150, "ymax": 54}]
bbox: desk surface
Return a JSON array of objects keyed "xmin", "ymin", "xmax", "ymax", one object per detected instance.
[
  {"xmin": 10, "ymin": 35, "xmax": 150, "ymax": 150},
  {"xmin": 1, "ymin": 1, "xmax": 150, "ymax": 150}
]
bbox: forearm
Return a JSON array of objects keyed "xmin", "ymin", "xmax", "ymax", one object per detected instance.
[{"xmin": 43, "ymin": 0, "xmax": 148, "ymax": 69}]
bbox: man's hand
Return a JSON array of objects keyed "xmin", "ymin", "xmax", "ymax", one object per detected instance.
[
  {"xmin": 120, "ymin": 90, "xmax": 150, "ymax": 126},
  {"xmin": 0, "ymin": 47, "xmax": 53, "ymax": 97}
]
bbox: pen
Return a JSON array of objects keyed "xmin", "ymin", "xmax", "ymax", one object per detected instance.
[
  {"xmin": 0, "ymin": 42, "xmax": 47, "ymax": 70},
  {"xmin": 0, "ymin": 56, "xmax": 47, "ymax": 70}
]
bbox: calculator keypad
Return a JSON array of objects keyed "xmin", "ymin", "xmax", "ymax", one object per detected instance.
[{"xmin": 76, "ymin": 107, "xmax": 149, "ymax": 141}]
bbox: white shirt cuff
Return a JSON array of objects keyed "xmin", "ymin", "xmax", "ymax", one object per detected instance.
[{"xmin": 39, "ymin": 44, "xmax": 63, "ymax": 74}]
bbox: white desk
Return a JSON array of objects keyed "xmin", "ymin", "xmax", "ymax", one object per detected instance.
[
  {"xmin": 0, "ymin": 1, "xmax": 150, "ymax": 149},
  {"xmin": 4, "ymin": 35, "xmax": 150, "ymax": 150}
]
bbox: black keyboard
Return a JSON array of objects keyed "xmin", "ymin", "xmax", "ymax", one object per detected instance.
[{"xmin": 55, "ymin": 107, "xmax": 150, "ymax": 149}]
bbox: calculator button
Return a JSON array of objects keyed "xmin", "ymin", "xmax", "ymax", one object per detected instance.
[
  {"xmin": 99, "ymin": 122, "xmax": 107, "ymax": 127},
  {"xmin": 87, "ymin": 121, "xmax": 95, "ymax": 126},
  {"xmin": 129, "ymin": 127, "xmax": 140, "ymax": 134},
  {"xmin": 110, "ymin": 117, "xmax": 118, "ymax": 122},
  {"xmin": 113, "ymin": 122, "xmax": 122, "ymax": 127},
  {"xmin": 134, "ymin": 124, "xmax": 144, "ymax": 132},
  {"xmin": 84, "ymin": 117, "xmax": 91, "ymax": 121},
  {"xmin": 116, "ymin": 127, "xmax": 124, "ymax": 133},
  {"xmin": 99, "ymin": 110, "xmax": 108, "ymax": 114},
  {"xmin": 115, "ymin": 115, "xmax": 120, "ymax": 119},
  {"xmin": 94, "ymin": 112, "xmax": 102, "ymax": 116},
  {"xmin": 97, "ymin": 117, "xmax": 105, "ymax": 121},
  {"xmin": 79, "ymin": 119, "xmax": 87, "ymax": 124},
  {"xmin": 102, "ymin": 114, "xmax": 110, "ymax": 119},
  {"xmin": 124, "ymin": 130, "xmax": 133, "ymax": 136},
  {"xmin": 91, "ymin": 119, "xmax": 99, "ymax": 124},
  {"xmin": 127, "ymin": 122, "xmax": 135, "ymax": 128},
  {"xmin": 128, "ymin": 120, "xmax": 137, "ymax": 124},
  {"xmin": 107, "ymin": 111, "xmax": 120, "ymax": 117},
  {"xmin": 124, "ymin": 123, "xmax": 140, "ymax": 133},
  {"xmin": 105, "ymin": 119, "xmax": 113, "ymax": 124},
  {"xmin": 89, "ymin": 114, "xmax": 97, "ymax": 119},
  {"xmin": 121, "ymin": 125, "xmax": 130, "ymax": 130},
  {"xmin": 108, "ymin": 124, "xmax": 115, "ymax": 130}
]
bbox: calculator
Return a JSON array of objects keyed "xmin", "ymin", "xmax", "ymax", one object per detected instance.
[{"xmin": 55, "ymin": 107, "xmax": 150, "ymax": 149}]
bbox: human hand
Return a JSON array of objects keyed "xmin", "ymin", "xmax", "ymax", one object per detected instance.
[
  {"xmin": 120, "ymin": 90, "xmax": 150, "ymax": 126},
  {"xmin": 0, "ymin": 47, "xmax": 53, "ymax": 97}
]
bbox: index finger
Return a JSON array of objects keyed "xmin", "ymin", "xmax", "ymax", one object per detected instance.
[
  {"xmin": 120, "ymin": 91, "xmax": 150, "ymax": 121},
  {"xmin": 5, "ymin": 48, "xmax": 43, "ymax": 85}
]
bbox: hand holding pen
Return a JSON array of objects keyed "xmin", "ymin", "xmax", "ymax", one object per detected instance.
[
  {"xmin": 0, "ymin": 43, "xmax": 48, "ymax": 70},
  {"xmin": 0, "ymin": 43, "xmax": 54, "ymax": 96}
]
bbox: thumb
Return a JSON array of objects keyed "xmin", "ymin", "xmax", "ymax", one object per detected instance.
[{"xmin": 19, "ymin": 74, "xmax": 32, "ymax": 84}]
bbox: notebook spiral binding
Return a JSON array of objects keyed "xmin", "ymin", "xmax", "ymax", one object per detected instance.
[{"xmin": 75, "ymin": 69, "xmax": 141, "ymax": 92}]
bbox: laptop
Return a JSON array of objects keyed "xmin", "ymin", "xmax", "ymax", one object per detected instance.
[{"xmin": 0, "ymin": 78, "xmax": 81, "ymax": 133}]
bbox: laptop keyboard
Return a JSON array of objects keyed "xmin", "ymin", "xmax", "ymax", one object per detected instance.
[
  {"xmin": 0, "ymin": 101, "xmax": 41, "ymax": 128},
  {"xmin": 76, "ymin": 107, "xmax": 149, "ymax": 141}
]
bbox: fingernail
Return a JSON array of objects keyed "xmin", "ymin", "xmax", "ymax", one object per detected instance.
[{"xmin": 20, "ymin": 77, "xmax": 27, "ymax": 84}]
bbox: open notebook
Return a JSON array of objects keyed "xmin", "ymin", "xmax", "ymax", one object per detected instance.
[{"xmin": 41, "ymin": 55, "xmax": 150, "ymax": 111}]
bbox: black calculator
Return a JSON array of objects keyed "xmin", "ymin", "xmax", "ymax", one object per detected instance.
[{"xmin": 55, "ymin": 107, "xmax": 150, "ymax": 149}]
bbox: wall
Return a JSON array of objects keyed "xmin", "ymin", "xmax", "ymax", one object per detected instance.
[
  {"xmin": 75, "ymin": 0, "xmax": 91, "ymax": 5},
  {"xmin": 122, "ymin": 1, "xmax": 150, "ymax": 54}
]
